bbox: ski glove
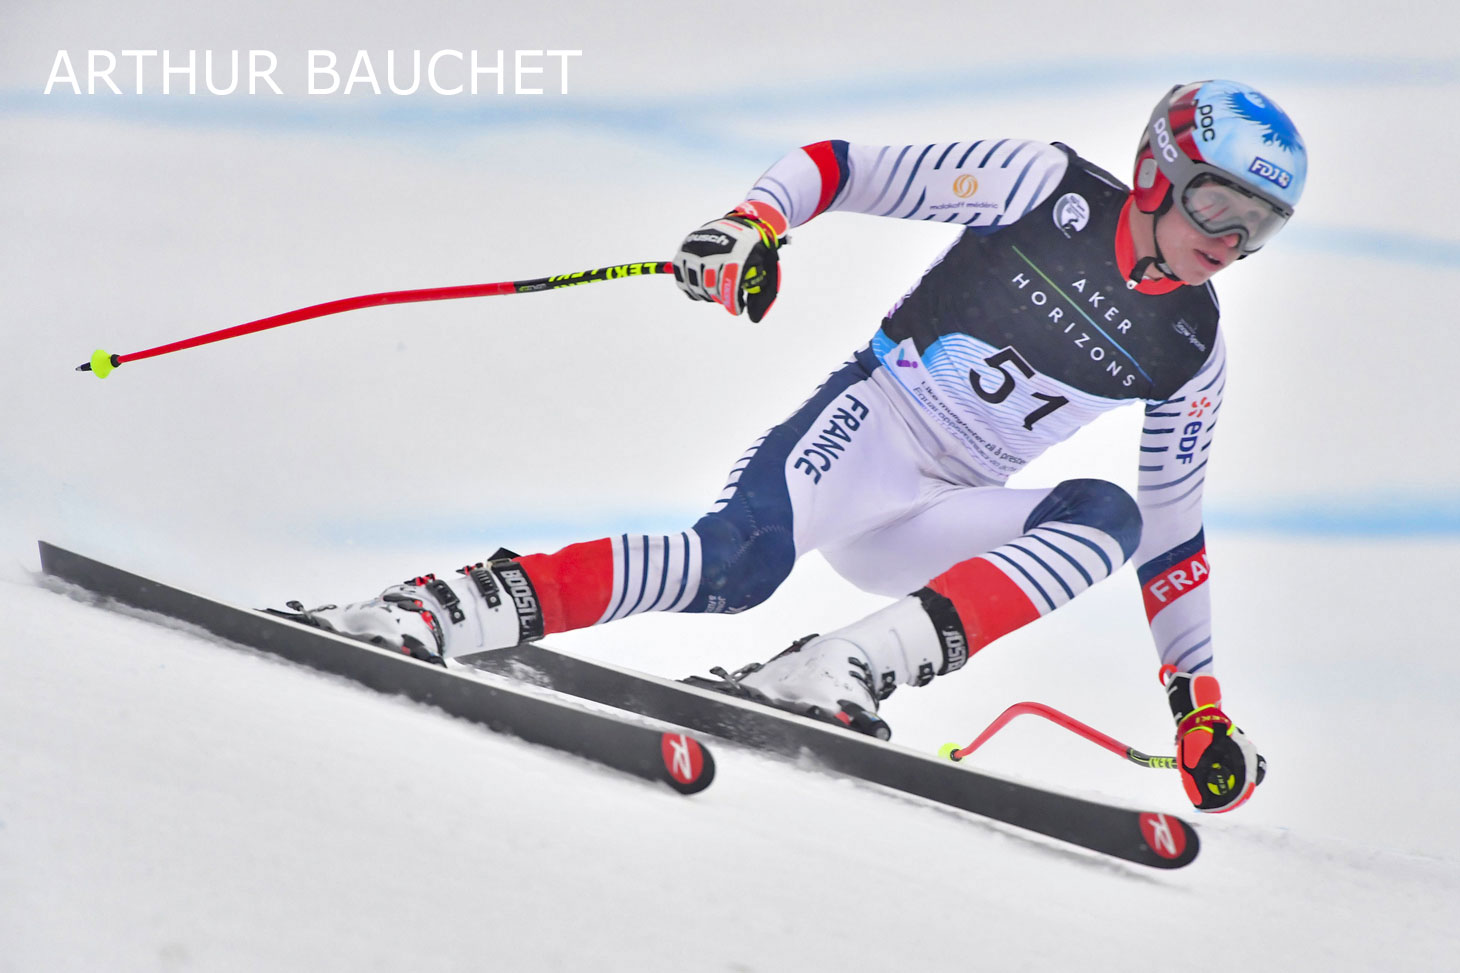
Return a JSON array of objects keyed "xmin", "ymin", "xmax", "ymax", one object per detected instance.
[
  {"xmin": 1164, "ymin": 670, "xmax": 1265, "ymax": 813},
  {"xmin": 672, "ymin": 209, "xmax": 784, "ymax": 322}
]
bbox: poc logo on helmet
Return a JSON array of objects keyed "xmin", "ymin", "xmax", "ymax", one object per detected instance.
[
  {"xmin": 1153, "ymin": 118, "xmax": 1179, "ymax": 163},
  {"xmin": 1248, "ymin": 157, "xmax": 1292, "ymax": 189}
]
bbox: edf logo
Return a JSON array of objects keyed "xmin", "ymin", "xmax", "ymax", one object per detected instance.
[{"xmin": 1177, "ymin": 397, "xmax": 1211, "ymax": 464}]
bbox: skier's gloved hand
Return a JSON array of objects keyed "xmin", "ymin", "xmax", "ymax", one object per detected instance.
[
  {"xmin": 672, "ymin": 206, "xmax": 785, "ymax": 322},
  {"xmin": 1164, "ymin": 668, "xmax": 1265, "ymax": 813}
]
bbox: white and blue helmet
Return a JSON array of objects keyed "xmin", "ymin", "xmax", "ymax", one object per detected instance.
[{"xmin": 1134, "ymin": 80, "xmax": 1308, "ymax": 253}]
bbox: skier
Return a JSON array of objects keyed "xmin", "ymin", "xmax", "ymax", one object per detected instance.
[{"xmin": 289, "ymin": 80, "xmax": 1305, "ymax": 814}]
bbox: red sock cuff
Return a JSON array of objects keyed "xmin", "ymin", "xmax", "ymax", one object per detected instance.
[
  {"xmin": 927, "ymin": 557, "xmax": 1042, "ymax": 653},
  {"xmin": 514, "ymin": 538, "xmax": 615, "ymax": 635}
]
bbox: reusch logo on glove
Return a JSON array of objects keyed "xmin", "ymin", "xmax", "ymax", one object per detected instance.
[
  {"xmin": 1180, "ymin": 710, "xmax": 1229, "ymax": 735},
  {"xmin": 685, "ymin": 231, "xmax": 731, "ymax": 247}
]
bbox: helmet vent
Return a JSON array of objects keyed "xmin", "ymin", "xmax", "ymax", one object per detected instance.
[{"xmin": 1136, "ymin": 157, "xmax": 1159, "ymax": 190}]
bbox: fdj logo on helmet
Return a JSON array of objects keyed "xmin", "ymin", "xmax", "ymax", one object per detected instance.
[{"xmin": 1248, "ymin": 157, "xmax": 1292, "ymax": 189}]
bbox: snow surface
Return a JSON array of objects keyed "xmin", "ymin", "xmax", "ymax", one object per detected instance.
[
  {"xmin": 6, "ymin": 552, "xmax": 1460, "ymax": 972},
  {"xmin": 4, "ymin": 2, "xmax": 1460, "ymax": 970}
]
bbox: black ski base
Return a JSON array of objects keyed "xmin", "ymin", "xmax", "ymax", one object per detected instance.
[
  {"xmin": 463, "ymin": 643, "xmax": 1200, "ymax": 869},
  {"xmin": 37, "ymin": 542, "xmax": 715, "ymax": 796}
]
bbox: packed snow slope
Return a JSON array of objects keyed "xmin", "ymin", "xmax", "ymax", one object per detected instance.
[
  {"xmin": 5, "ymin": 544, "xmax": 1459, "ymax": 972},
  {"xmin": 4, "ymin": 1, "xmax": 1460, "ymax": 970}
]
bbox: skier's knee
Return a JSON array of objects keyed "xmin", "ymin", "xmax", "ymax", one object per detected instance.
[
  {"xmin": 1025, "ymin": 478, "xmax": 1142, "ymax": 563},
  {"xmin": 691, "ymin": 505, "xmax": 795, "ymax": 612}
]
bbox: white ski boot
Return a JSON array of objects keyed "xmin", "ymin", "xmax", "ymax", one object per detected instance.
[
  {"xmin": 272, "ymin": 551, "xmax": 544, "ymax": 665},
  {"xmin": 695, "ymin": 592, "xmax": 969, "ymax": 739}
]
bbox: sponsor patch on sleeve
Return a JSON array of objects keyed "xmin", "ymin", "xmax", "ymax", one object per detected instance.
[{"xmin": 1137, "ymin": 531, "xmax": 1210, "ymax": 620}]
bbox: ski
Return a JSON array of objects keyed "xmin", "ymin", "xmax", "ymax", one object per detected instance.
[
  {"xmin": 460, "ymin": 642, "xmax": 1200, "ymax": 869},
  {"xmin": 36, "ymin": 542, "xmax": 714, "ymax": 795}
]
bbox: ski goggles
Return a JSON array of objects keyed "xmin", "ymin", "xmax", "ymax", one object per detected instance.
[{"xmin": 1178, "ymin": 173, "xmax": 1290, "ymax": 254}]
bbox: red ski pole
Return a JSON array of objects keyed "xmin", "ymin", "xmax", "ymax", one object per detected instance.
[
  {"xmin": 76, "ymin": 259, "xmax": 673, "ymax": 379},
  {"xmin": 939, "ymin": 701, "xmax": 1176, "ymax": 770}
]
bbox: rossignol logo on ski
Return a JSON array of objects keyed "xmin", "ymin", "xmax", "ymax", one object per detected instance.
[
  {"xmin": 1138, "ymin": 812, "xmax": 1187, "ymax": 860},
  {"xmin": 660, "ymin": 733, "xmax": 708, "ymax": 790}
]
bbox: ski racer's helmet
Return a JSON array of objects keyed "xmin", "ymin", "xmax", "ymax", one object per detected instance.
[{"xmin": 1133, "ymin": 80, "xmax": 1307, "ymax": 254}]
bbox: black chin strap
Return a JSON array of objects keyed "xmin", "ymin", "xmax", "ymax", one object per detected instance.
[
  {"xmin": 1128, "ymin": 193, "xmax": 1183, "ymax": 285},
  {"xmin": 1127, "ymin": 254, "xmax": 1162, "ymax": 284}
]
